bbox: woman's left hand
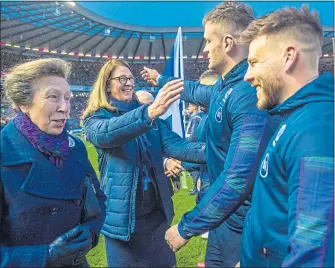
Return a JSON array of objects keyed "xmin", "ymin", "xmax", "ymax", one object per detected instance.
[
  {"xmin": 68, "ymin": 226, "xmax": 94, "ymax": 244},
  {"xmin": 46, "ymin": 226, "xmax": 93, "ymax": 266}
]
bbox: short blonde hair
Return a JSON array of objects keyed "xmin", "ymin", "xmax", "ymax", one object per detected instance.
[
  {"xmin": 240, "ymin": 5, "xmax": 323, "ymax": 54},
  {"xmin": 82, "ymin": 59, "xmax": 132, "ymax": 118},
  {"xmin": 203, "ymin": 2, "xmax": 254, "ymax": 38},
  {"xmin": 4, "ymin": 58, "xmax": 71, "ymax": 109}
]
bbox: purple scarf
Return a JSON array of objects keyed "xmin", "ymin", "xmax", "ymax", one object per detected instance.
[{"xmin": 14, "ymin": 112, "xmax": 69, "ymax": 168}]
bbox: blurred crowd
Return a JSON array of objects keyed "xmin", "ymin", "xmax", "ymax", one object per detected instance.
[
  {"xmin": 1, "ymin": 52, "xmax": 209, "ymax": 86},
  {"xmin": 1, "ymin": 51, "xmax": 333, "ymax": 130}
]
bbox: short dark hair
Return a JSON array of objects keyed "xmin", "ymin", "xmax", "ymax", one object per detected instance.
[{"xmin": 240, "ymin": 5, "xmax": 323, "ymax": 54}]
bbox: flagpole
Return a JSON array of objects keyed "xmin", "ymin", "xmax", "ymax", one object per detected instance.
[{"xmin": 178, "ymin": 27, "xmax": 187, "ymax": 133}]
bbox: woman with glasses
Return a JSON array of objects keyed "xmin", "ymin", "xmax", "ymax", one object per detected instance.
[{"xmin": 82, "ymin": 59, "xmax": 205, "ymax": 267}]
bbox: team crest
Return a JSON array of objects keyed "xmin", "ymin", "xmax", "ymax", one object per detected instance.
[
  {"xmin": 215, "ymin": 107, "xmax": 222, "ymax": 123},
  {"xmin": 260, "ymin": 153, "xmax": 269, "ymax": 178},
  {"xmin": 273, "ymin": 124, "xmax": 287, "ymax": 147}
]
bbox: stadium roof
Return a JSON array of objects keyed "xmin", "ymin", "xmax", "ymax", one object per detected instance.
[
  {"xmin": 79, "ymin": 1, "xmax": 334, "ymax": 28},
  {"xmin": 1, "ymin": 1, "xmax": 334, "ymax": 63}
]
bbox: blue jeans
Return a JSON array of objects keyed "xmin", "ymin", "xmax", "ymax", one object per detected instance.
[
  {"xmin": 105, "ymin": 219, "xmax": 176, "ymax": 267},
  {"xmin": 205, "ymin": 222, "xmax": 242, "ymax": 267}
]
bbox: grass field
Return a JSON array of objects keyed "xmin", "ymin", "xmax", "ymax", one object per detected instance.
[{"xmin": 84, "ymin": 140, "xmax": 207, "ymax": 267}]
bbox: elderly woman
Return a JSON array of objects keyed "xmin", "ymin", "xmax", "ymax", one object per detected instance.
[
  {"xmin": 0, "ymin": 58, "xmax": 106, "ymax": 267},
  {"xmin": 83, "ymin": 59, "xmax": 205, "ymax": 267}
]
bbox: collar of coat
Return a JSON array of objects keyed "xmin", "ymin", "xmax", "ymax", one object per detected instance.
[{"xmin": 1, "ymin": 120, "xmax": 88, "ymax": 199}]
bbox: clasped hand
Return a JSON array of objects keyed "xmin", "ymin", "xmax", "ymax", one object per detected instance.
[
  {"xmin": 165, "ymin": 224, "xmax": 189, "ymax": 252},
  {"xmin": 46, "ymin": 226, "xmax": 94, "ymax": 267},
  {"xmin": 165, "ymin": 158, "xmax": 184, "ymax": 178}
]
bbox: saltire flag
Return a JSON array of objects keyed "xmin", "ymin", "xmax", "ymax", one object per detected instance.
[{"xmin": 159, "ymin": 27, "xmax": 185, "ymax": 138}]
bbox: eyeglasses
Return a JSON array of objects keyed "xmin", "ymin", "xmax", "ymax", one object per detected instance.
[{"xmin": 109, "ymin": 76, "xmax": 136, "ymax": 85}]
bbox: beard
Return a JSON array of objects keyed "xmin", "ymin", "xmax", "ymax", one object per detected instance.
[
  {"xmin": 256, "ymin": 76, "xmax": 283, "ymax": 110},
  {"xmin": 208, "ymin": 47, "xmax": 226, "ymax": 74}
]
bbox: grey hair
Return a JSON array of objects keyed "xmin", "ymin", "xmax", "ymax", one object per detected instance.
[
  {"xmin": 4, "ymin": 58, "xmax": 71, "ymax": 109},
  {"xmin": 199, "ymin": 70, "xmax": 220, "ymax": 84}
]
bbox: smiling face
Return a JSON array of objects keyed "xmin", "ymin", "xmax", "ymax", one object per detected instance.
[
  {"xmin": 244, "ymin": 35, "xmax": 285, "ymax": 110},
  {"xmin": 109, "ymin": 66, "xmax": 135, "ymax": 103},
  {"xmin": 20, "ymin": 76, "xmax": 71, "ymax": 135},
  {"xmin": 203, "ymin": 22, "xmax": 227, "ymax": 74}
]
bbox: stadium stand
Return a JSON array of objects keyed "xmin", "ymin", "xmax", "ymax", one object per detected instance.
[
  {"xmin": 1, "ymin": 51, "xmax": 212, "ymax": 85},
  {"xmin": 1, "ymin": 50, "xmax": 333, "ymax": 129},
  {"xmin": 0, "ymin": 2, "xmax": 334, "ymax": 267},
  {"xmin": 0, "ymin": 1, "xmax": 333, "ymax": 129}
]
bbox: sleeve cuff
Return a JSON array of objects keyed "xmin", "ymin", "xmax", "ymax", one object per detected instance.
[
  {"xmin": 163, "ymin": 158, "xmax": 168, "ymax": 170},
  {"xmin": 1, "ymin": 245, "xmax": 49, "ymax": 267},
  {"xmin": 178, "ymin": 222, "xmax": 192, "ymax": 240},
  {"xmin": 156, "ymin": 74, "xmax": 162, "ymax": 84},
  {"xmin": 181, "ymin": 161, "xmax": 187, "ymax": 170},
  {"xmin": 157, "ymin": 75, "xmax": 168, "ymax": 88},
  {"xmin": 143, "ymin": 105, "xmax": 157, "ymax": 128}
]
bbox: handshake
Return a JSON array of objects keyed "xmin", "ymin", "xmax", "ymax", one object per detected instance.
[{"xmin": 46, "ymin": 226, "xmax": 95, "ymax": 267}]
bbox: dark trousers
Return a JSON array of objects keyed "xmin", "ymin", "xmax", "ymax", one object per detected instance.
[
  {"xmin": 105, "ymin": 220, "xmax": 176, "ymax": 267},
  {"xmin": 205, "ymin": 222, "xmax": 242, "ymax": 268}
]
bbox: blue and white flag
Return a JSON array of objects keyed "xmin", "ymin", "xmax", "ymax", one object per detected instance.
[{"xmin": 160, "ymin": 27, "xmax": 185, "ymax": 138}]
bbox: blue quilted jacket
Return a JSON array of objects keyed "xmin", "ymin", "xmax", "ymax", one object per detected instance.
[{"xmin": 83, "ymin": 105, "xmax": 205, "ymax": 241}]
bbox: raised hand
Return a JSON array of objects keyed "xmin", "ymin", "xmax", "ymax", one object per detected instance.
[
  {"xmin": 147, "ymin": 79, "xmax": 184, "ymax": 120},
  {"xmin": 140, "ymin": 66, "xmax": 160, "ymax": 86}
]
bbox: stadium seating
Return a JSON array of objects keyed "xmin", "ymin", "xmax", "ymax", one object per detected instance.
[{"xmin": 1, "ymin": 51, "xmax": 333, "ymax": 129}]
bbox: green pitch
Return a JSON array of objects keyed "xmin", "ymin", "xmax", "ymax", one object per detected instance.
[{"xmin": 84, "ymin": 140, "xmax": 207, "ymax": 267}]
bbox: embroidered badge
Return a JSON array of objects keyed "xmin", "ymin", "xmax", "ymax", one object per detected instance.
[{"xmin": 215, "ymin": 107, "xmax": 223, "ymax": 123}]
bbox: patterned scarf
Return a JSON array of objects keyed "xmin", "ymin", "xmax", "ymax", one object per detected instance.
[{"xmin": 14, "ymin": 112, "xmax": 70, "ymax": 168}]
